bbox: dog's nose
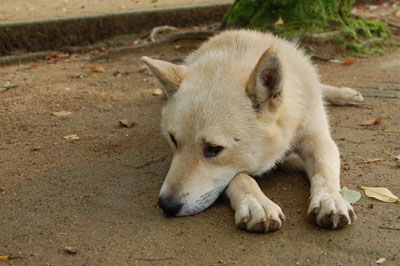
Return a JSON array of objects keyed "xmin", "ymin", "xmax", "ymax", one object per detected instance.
[{"xmin": 158, "ymin": 196, "xmax": 183, "ymax": 217}]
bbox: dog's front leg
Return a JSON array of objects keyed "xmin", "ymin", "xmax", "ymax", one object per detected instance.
[
  {"xmin": 299, "ymin": 132, "xmax": 356, "ymax": 229},
  {"xmin": 225, "ymin": 173, "xmax": 285, "ymax": 233}
]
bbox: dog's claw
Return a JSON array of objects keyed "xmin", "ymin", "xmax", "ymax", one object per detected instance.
[
  {"xmin": 308, "ymin": 193, "xmax": 356, "ymax": 229},
  {"xmin": 234, "ymin": 195, "xmax": 285, "ymax": 233},
  {"xmin": 267, "ymin": 219, "xmax": 281, "ymax": 232}
]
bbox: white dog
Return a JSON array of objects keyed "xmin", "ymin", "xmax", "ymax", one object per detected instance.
[{"xmin": 142, "ymin": 30, "xmax": 362, "ymax": 233}]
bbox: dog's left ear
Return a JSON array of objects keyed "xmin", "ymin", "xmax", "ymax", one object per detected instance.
[
  {"xmin": 141, "ymin": 56, "xmax": 188, "ymax": 98},
  {"xmin": 246, "ymin": 49, "xmax": 283, "ymax": 111}
]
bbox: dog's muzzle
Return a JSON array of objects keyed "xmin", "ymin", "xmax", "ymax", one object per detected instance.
[{"xmin": 158, "ymin": 196, "xmax": 183, "ymax": 217}]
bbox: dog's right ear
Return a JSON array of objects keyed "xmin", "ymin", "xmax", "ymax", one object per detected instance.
[{"xmin": 141, "ymin": 56, "xmax": 188, "ymax": 98}]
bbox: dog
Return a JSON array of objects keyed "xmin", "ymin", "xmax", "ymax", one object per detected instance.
[{"xmin": 142, "ymin": 30, "xmax": 362, "ymax": 233}]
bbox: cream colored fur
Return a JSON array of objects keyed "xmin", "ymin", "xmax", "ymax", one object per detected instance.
[{"xmin": 142, "ymin": 30, "xmax": 360, "ymax": 233}]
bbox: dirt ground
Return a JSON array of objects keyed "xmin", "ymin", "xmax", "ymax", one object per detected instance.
[
  {"xmin": 1, "ymin": 2, "xmax": 400, "ymax": 266},
  {"xmin": 1, "ymin": 33, "xmax": 400, "ymax": 265}
]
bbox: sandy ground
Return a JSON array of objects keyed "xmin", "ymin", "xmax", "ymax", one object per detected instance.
[
  {"xmin": 1, "ymin": 33, "xmax": 400, "ymax": 266},
  {"xmin": 1, "ymin": 1, "xmax": 400, "ymax": 266},
  {"xmin": 0, "ymin": 0, "xmax": 233, "ymax": 24}
]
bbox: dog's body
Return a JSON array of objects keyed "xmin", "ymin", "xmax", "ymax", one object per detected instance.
[{"xmin": 142, "ymin": 30, "xmax": 362, "ymax": 232}]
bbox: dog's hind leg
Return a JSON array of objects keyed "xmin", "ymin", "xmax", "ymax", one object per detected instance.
[
  {"xmin": 225, "ymin": 173, "xmax": 285, "ymax": 233},
  {"xmin": 320, "ymin": 84, "xmax": 363, "ymax": 106}
]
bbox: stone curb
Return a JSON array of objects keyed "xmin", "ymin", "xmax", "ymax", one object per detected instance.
[{"xmin": 0, "ymin": 4, "xmax": 230, "ymax": 61}]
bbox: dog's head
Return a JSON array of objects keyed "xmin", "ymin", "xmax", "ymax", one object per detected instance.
[{"xmin": 142, "ymin": 48, "xmax": 286, "ymax": 217}]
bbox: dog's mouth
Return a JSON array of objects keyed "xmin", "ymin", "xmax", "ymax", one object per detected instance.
[{"xmin": 158, "ymin": 186, "xmax": 226, "ymax": 217}]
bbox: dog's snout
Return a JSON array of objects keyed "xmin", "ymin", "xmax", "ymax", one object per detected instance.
[{"xmin": 158, "ymin": 196, "xmax": 183, "ymax": 217}]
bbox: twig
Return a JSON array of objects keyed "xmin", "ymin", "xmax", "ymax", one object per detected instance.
[
  {"xmin": 378, "ymin": 226, "xmax": 400, "ymax": 231},
  {"xmin": 136, "ymin": 257, "xmax": 173, "ymax": 261},
  {"xmin": 362, "ymin": 94, "xmax": 400, "ymax": 99},
  {"xmin": 0, "ymin": 255, "xmax": 23, "ymax": 261}
]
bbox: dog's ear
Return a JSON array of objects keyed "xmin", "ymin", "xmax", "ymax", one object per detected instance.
[
  {"xmin": 246, "ymin": 49, "xmax": 282, "ymax": 111},
  {"xmin": 141, "ymin": 56, "xmax": 188, "ymax": 98}
]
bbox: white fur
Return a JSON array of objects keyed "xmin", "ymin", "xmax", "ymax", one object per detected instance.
[{"xmin": 142, "ymin": 30, "xmax": 359, "ymax": 232}]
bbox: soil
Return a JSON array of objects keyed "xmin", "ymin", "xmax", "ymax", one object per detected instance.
[{"xmin": 1, "ymin": 2, "xmax": 400, "ymax": 266}]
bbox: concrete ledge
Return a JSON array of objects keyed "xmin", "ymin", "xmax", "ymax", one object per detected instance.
[{"xmin": 0, "ymin": 4, "xmax": 230, "ymax": 56}]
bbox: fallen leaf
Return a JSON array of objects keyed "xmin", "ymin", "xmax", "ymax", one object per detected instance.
[
  {"xmin": 355, "ymin": 158, "xmax": 384, "ymax": 164},
  {"xmin": 64, "ymin": 246, "xmax": 78, "ymax": 254},
  {"xmin": 340, "ymin": 187, "xmax": 361, "ymax": 204},
  {"xmin": 274, "ymin": 17, "xmax": 284, "ymax": 25},
  {"xmin": 359, "ymin": 185, "xmax": 399, "ymax": 203},
  {"xmin": 98, "ymin": 47, "xmax": 107, "ymax": 53},
  {"xmin": 127, "ymin": 39, "xmax": 142, "ymax": 46},
  {"xmin": 31, "ymin": 146, "xmax": 41, "ymax": 151},
  {"xmin": 90, "ymin": 66, "xmax": 105, "ymax": 73},
  {"xmin": 359, "ymin": 117, "xmax": 383, "ymax": 126},
  {"xmin": 30, "ymin": 64, "xmax": 39, "ymax": 69},
  {"xmin": 52, "ymin": 111, "xmax": 72, "ymax": 117},
  {"xmin": 376, "ymin": 258, "xmax": 386, "ymax": 264},
  {"xmin": 343, "ymin": 59, "xmax": 355, "ymax": 65},
  {"xmin": 46, "ymin": 52, "xmax": 69, "ymax": 62},
  {"xmin": 152, "ymin": 88, "xmax": 163, "ymax": 96},
  {"xmin": 328, "ymin": 59, "xmax": 344, "ymax": 64},
  {"xmin": 0, "ymin": 255, "xmax": 22, "ymax": 261},
  {"xmin": 113, "ymin": 71, "xmax": 122, "ymax": 77},
  {"xmin": 2, "ymin": 81, "xmax": 17, "ymax": 89},
  {"xmin": 63, "ymin": 134, "xmax": 80, "ymax": 141},
  {"xmin": 394, "ymin": 10, "xmax": 400, "ymax": 17},
  {"xmin": 118, "ymin": 119, "xmax": 136, "ymax": 128},
  {"xmin": 70, "ymin": 73, "xmax": 86, "ymax": 79}
]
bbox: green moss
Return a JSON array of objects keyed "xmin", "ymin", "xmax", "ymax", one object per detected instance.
[{"xmin": 223, "ymin": 0, "xmax": 396, "ymax": 56}]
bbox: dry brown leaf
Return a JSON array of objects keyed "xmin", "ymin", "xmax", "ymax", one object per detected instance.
[
  {"xmin": 118, "ymin": 119, "xmax": 136, "ymax": 128},
  {"xmin": 127, "ymin": 39, "xmax": 142, "ymax": 46},
  {"xmin": 46, "ymin": 52, "xmax": 69, "ymax": 62},
  {"xmin": 52, "ymin": 111, "xmax": 72, "ymax": 117},
  {"xmin": 90, "ymin": 66, "xmax": 105, "ymax": 73},
  {"xmin": 359, "ymin": 117, "xmax": 383, "ymax": 126},
  {"xmin": 343, "ymin": 59, "xmax": 355, "ymax": 65}
]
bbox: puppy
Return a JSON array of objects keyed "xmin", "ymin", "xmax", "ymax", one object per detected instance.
[{"xmin": 142, "ymin": 30, "xmax": 362, "ymax": 232}]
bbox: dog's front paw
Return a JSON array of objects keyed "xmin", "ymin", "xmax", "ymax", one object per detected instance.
[
  {"xmin": 308, "ymin": 193, "xmax": 356, "ymax": 229},
  {"xmin": 234, "ymin": 195, "xmax": 285, "ymax": 233}
]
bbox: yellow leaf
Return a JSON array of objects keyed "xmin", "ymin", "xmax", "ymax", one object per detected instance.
[
  {"xmin": 90, "ymin": 66, "xmax": 104, "ymax": 72},
  {"xmin": 359, "ymin": 185, "xmax": 399, "ymax": 203},
  {"xmin": 63, "ymin": 134, "xmax": 80, "ymax": 141}
]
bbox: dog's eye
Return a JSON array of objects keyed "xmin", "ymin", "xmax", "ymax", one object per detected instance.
[
  {"xmin": 169, "ymin": 133, "xmax": 178, "ymax": 148},
  {"xmin": 204, "ymin": 145, "xmax": 224, "ymax": 158}
]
